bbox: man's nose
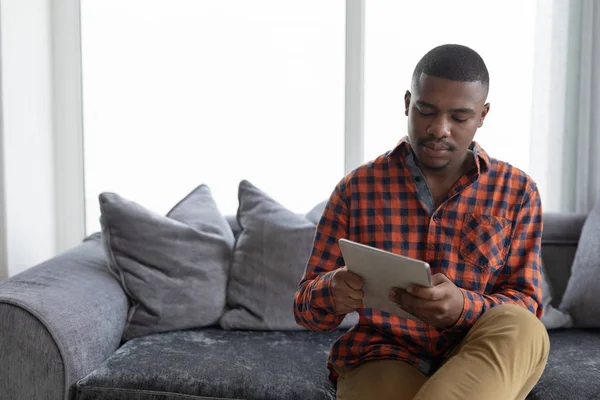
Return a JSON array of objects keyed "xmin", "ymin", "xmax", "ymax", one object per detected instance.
[{"xmin": 426, "ymin": 115, "xmax": 451, "ymax": 138}]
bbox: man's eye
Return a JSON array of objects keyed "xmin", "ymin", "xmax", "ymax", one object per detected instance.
[
  {"xmin": 452, "ymin": 117, "xmax": 469, "ymax": 123},
  {"xmin": 417, "ymin": 109, "xmax": 434, "ymax": 116}
]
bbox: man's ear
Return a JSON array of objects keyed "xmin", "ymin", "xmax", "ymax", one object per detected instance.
[
  {"xmin": 404, "ymin": 90, "xmax": 411, "ymax": 117},
  {"xmin": 479, "ymin": 103, "xmax": 490, "ymax": 127}
]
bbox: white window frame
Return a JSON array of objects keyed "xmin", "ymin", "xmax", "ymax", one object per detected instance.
[
  {"xmin": 0, "ymin": 6, "xmax": 7, "ymax": 280},
  {"xmin": 344, "ymin": 0, "xmax": 365, "ymax": 174},
  {"xmin": 52, "ymin": 0, "xmax": 86, "ymax": 253},
  {"xmin": 51, "ymin": 0, "xmax": 365, "ymax": 248}
]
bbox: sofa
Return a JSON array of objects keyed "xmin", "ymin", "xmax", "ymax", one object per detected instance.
[{"xmin": 1, "ymin": 181, "xmax": 600, "ymax": 400}]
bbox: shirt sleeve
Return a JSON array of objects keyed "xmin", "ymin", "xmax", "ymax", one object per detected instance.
[
  {"xmin": 449, "ymin": 184, "xmax": 544, "ymax": 333},
  {"xmin": 293, "ymin": 179, "xmax": 350, "ymax": 332}
]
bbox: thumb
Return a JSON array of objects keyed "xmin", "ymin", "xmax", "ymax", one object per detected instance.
[
  {"xmin": 432, "ymin": 273, "xmax": 451, "ymax": 286},
  {"xmin": 344, "ymin": 272, "xmax": 364, "ymax": 291}
]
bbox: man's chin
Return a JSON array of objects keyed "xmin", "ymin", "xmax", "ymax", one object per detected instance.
[
  {"xmin": 421, "ymin": 161, "xmax": 451, "ymax": 171},
  {"xmin": 415, "ymin": 151, "xmax": 451, "ymax": 171}
]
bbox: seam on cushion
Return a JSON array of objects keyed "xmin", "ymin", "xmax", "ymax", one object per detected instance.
[
  {"xmin": 0, "ymin": 299, "xmax": 68, "ymax": 399},
  {"xmin": 76, "ymin": 385, "xmax": 243, "ymax": 400},
  {"xmin": 260, "ymin": 217, "xmax": 269, "ymax": 329},
  {"xmin": 100, "ymin": 219, "xmax": 139, "ymax": 334}
]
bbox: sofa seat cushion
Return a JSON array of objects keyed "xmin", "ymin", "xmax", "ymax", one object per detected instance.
[
  {"xmin": 527, "ymin": 329, "xmax": 600, "ymax": 399},
  {"xmin": 76, "ymin": 328, "xmax": 600, "ymax": 400},
  {"xmin": 76, "ymin": 328, "xmax": 340, "ymax": 400}
]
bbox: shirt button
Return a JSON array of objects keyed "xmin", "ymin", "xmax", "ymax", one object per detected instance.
[
  {"xmin": 414, "ymin": 176, "xmax": 421, "ymax": 182},
  {"xmin": 432, "ymin": 215, "xmax": 438, "ymax": 222}
]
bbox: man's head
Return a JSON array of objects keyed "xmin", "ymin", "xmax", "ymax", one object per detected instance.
[{"xmin": 404, "ymin": 44, "xmax": 490, "ymax": 172}]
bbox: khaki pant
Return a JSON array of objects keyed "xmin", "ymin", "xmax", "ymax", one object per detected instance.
[{"xmin": 335, "ymin": 304, "xmax": 550, "ymax": 400}]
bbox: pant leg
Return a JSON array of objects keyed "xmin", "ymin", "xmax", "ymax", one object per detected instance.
[
  {"xmin": 335, "ymin": 359, "xmax": 429, "ymax": 400},
  {"xmin": 414, "ymin": 304, "xmax": 550, "ymax": 400}
]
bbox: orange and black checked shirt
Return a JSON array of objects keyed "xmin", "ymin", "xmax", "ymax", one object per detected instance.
[{"xmin": 293, "ymin": 137, "xmax": 543, "ymax": 381}]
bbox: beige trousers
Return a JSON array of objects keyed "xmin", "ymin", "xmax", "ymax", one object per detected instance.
[{"xmin": 335, "ymin": 304, "xmax": 550, "ymax": 400}]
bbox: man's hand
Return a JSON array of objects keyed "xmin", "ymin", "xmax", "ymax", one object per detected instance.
[
  {"xmin": 389, "ymin": 273, "xmax": 464, "ymax": 328},
  {"xmin": 331, "ymin": 266, "xmax": 364, "ymax": 315}
]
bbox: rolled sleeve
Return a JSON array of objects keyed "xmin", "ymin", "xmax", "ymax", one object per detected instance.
[{"xmin": 294, "ymin": 179, "xmax": 350, "ymax": 332}]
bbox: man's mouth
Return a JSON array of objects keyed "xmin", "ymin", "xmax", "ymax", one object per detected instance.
[{"xmin": 423, "ymin": 142, "xmax": 450, "ymax": 151}]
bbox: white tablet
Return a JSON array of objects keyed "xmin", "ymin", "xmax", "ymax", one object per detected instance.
[{"xmin": 338, "ymin": 238, "xmax": 432, "ymax": 321}]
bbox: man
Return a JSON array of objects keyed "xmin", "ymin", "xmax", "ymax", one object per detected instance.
[{"xmin": 293, "ymin": 44, "xmax": 549, "ymax": 400}]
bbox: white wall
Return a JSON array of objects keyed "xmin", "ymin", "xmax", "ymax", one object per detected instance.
[
  {"xmin": 0, "ymin": 8, "xmax": 7, "ymax": 280},
  {"xmin": 1, "ymin": 0, "xmax": 57, "ymax": 277}
]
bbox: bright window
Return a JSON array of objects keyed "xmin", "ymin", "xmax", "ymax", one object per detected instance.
[
  {"xmin": 81, "ymin": 1, "xmax": 345, "ymax": 234},
  {"xmin": 364, "ymin": 1, "xmax": 537, "ymax": 171}
]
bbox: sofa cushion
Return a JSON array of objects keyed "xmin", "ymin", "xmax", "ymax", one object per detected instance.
[
  {"xmin": 75, "ymin": 328, "xmax": 600, "ymax": 400},
  {"xmin": 219, "ymin": 180, "xmax": 357, "ymax": 330},
  {"xmin": 540, "ymin": 261, "xmax": 573, "ymax": 330},
  {"xmin": 540, "ymin": 212, "xmax": 586, "ymax": 306},
  {"xmin": 75, "ymin": 328, "xmax": 339, "ymax": 400},
  {"xmin": 527, "ymin": 329, "xmax": 600, "ymax": 399},
  {"xmin": 560, "ymin": 201, "xmax": 600, "ymax": 327},
  {"xmin": 306, "ymin": 200, "xmax": 327, "ymax": 224},
  {"xmin": 99, "ymin": 185, "xmax": 235, "ymax": 341}
]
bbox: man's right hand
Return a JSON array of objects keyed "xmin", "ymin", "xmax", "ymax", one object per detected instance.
[{"xmin": 331, "ymin": 266, "xmax": 364, "ymax": 315}]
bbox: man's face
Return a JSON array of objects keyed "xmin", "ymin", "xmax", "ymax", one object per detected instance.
[{"xmin": 404, "ymin": 73, "xmax": 490, "ymax": 171}]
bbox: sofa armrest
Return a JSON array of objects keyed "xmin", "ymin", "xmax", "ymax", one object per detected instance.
[{"xmin": 0, "ymin": 237, "xmax": 128, "ymax": 400}]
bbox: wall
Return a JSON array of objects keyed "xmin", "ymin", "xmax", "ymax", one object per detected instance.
[
  {"xmin": 0, "ymin": 7, "xmax": 6, "ymax": 280},
  {"xmin": 1, "ymin": 0, "xmax": 57, "ymax": 277}
]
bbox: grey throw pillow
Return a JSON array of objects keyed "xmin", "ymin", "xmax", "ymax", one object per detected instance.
[
  {"xmin": 559, "ymin": 201, "xmax": 600, "ymax": 327},
  {"xmin": 305, "ymin": 200, "xmax": 327, "ymax": 224},
  {"xmin": 540, "ymin": 261, "xmax": 573, "ymax": 330},
  {"xmin": 100, "ymin": 185, "xmax": 235, "ymax": 340},
  {"xmin": 219, "ymin": 180, "xmax": 357, "ymax": 330}
]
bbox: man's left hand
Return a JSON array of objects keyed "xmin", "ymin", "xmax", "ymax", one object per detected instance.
[{"xmin": 389, "ymin": 273, "xmax": 464, "ymax": 329}]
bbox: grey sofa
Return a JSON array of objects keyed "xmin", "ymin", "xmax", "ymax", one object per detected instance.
[{"xmin": 1, "ymin": 212, "xmax": 599, "ymax": 400}]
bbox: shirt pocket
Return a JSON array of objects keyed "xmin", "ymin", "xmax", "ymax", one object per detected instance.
[{"xmin": 460, "ymin": 214, "xmax": 512, "ymax": 270}]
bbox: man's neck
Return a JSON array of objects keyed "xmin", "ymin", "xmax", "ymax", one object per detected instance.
[{"xmin": 422, "ymin": 150, "xmax": 474, "ymax": 183}]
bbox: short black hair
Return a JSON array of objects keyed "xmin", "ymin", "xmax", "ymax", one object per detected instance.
[{"xmin": 412, "ymin": 44, "xmax": 489, "ymax": 90}]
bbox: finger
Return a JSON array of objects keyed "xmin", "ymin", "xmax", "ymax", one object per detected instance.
[
  {"xmin": 398, "ymin": 292, "xmax": 436, "ymax": 313},
  {"xmin": 389, "ymin": 288, "xmax": 404, "ymax": 305},
  {"xmin": 406, "ymin": 285, "xmax": 441, "ymax": 301},
  {"xmin": 391, "ymin": 286, "xmax": 433, "ymax": 302},
  {"xmin": 341, "ymin": 297, "xmax": 363, "ymax": 310},
  {"xmin": 391, "ymin": 289, "xmax": 422, "ymax": 311},
  {"xmin": 334, "ymin": 295, "xmax": 361, "ymax": 315},
  {"xmin": 391, "ymin": 291, "xmax": 447, "ymax": 325},
  {"xmin": 405, "ymin": 273, "xmax": 448, "ymax": 294},
  {"xmin": 336, "ymin": 284, "xmax": 363, "ymax": 298},
  {"xmin": 347, "ymin": 289, "xmax": 364, "ymax": 301},
  {"xmin": 393, "ymin": 292, "xmax": 426, "ymax": 319},
  {"xmin": 398, "ymin": 291, "xmax": 414, "ymax": 309},
  {"xmin": 344, "ymin": 272, "xmax": 364, "ymax": 291}
]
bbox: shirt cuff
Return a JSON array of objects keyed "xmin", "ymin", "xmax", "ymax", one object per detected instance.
[
  {"xmin": 310, "ymin": 270, "xmax": 338, "ymax": 314},
  {"xmin": 445, "ymin": 288, "xmax": 484, "ymax": 333}
]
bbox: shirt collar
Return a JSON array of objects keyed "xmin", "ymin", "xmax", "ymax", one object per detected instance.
[{"xmin": 387, "ymin": 136, "xmax": 490, "ymax": 174}]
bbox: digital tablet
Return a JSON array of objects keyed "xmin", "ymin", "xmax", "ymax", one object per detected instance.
[{"xmin": 338, "ymin": 238, "xmax": 432, "ymax": 321}]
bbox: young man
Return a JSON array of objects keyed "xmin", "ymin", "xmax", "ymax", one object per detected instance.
[{"xmin": 293, "ymin": 44, "xmax": 549, "ymax": 400}]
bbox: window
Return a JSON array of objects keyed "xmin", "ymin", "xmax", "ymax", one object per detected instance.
[
  {"xmin": 81, "ymin": 1, "xmax": 345, "ymax": 234},
  {"xmin": 81, "ymin": 1, "xmax": 540, "ymax": 235},
  {"xmin": 364, "ymin": 1, "xmax": 537, "ymax": 171}
]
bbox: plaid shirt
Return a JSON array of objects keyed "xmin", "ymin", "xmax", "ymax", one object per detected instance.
[{"xmin": 293, "ymin": 137, "xmax": 543, "ymax": 380}]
